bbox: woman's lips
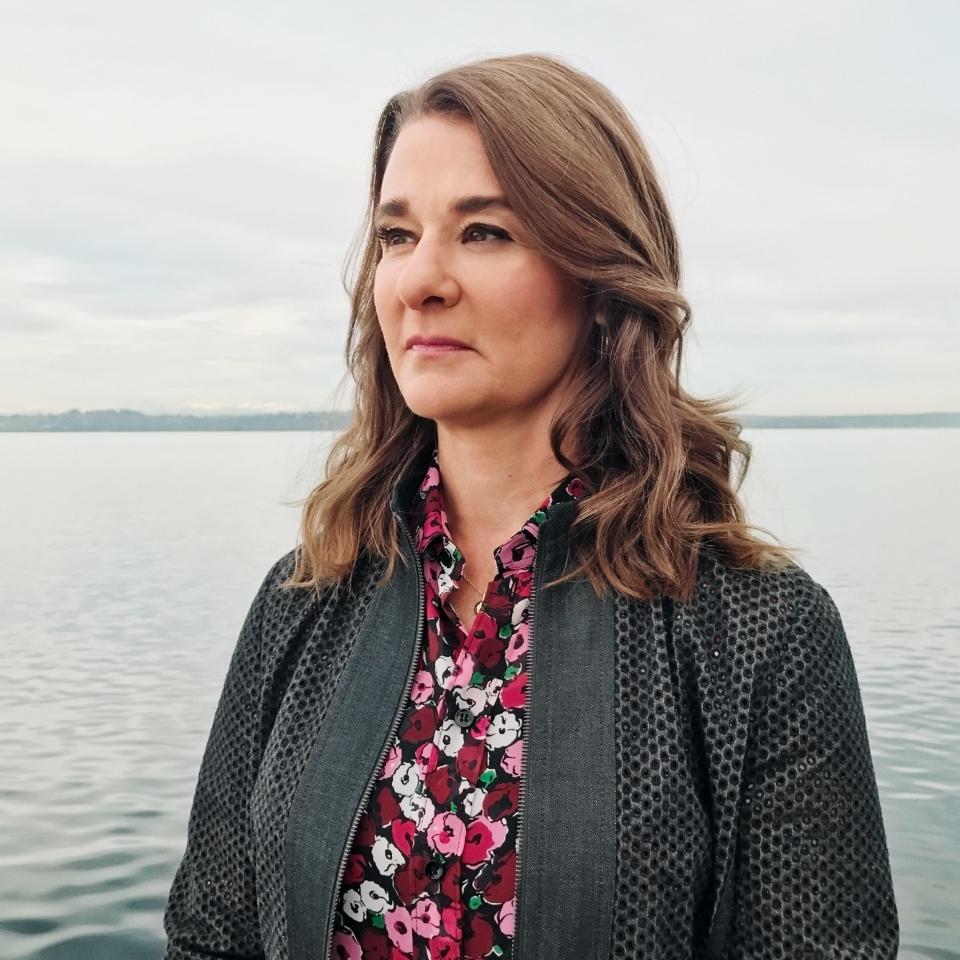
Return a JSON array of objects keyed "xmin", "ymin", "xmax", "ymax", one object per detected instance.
[{"xmin": 408, "ymin": 343, "xmax": 470, "ymax": 354}]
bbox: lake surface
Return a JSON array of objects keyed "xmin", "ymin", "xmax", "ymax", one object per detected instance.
[{"xmin": 1, "ymin": 429, "xmax": 957, "ymax": 959}]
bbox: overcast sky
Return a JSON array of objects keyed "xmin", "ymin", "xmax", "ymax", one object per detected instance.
[{"xmin": 1, "ymin": 0, "xmax": 956, "ymax": 416}]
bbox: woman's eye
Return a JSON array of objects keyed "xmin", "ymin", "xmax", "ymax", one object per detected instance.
[
  {"xmin": 462, "ymin": 223, "xmax": 510, "ymax": 243},
  {"xmin": 375, "ymin": 223, "xmax": 511, "ymax": 248},
  {"xmin": 375, "ymin": 227, "xmax": 409, "ymax": 247}
]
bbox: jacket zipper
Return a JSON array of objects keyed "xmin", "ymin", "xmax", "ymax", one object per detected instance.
[
  {"xmin": 322, "ymin": 516, "xmax": 426, "ymax": 960},
  {"xmin": 511, "ymin": 518, "xmax": 548, "ymax": 960}
]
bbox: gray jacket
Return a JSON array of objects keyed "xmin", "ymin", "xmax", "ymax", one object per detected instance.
[{"xmin": 163, "ymin": 454, "xmax": 900, "ymax": 959}]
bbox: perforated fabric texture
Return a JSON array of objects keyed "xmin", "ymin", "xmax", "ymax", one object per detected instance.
[
  {"xmin": 163, "ymin": 546, "xmax": 899, "ymax": 959},
  {"xmin": 609, "ymin": 556, "xmax": 899, "ymax": 958},
  {"xmin": 164, "ymin": 548, "xmax": 386, "ymax": 959}
]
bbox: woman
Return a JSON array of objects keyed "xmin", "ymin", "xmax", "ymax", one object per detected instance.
[{"xmin": 163, "ymin": 53, "xmax": 899, "ymax": 959}]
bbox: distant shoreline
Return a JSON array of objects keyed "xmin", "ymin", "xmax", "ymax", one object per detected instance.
[{"xmin": 1, "ymin": 408, "xmax": 959, "ymax": 431}]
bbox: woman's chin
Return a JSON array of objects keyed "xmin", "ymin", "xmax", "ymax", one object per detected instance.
[{"xmin": 401, "ymin": 392, "xmax": 491, "ymax": 424}]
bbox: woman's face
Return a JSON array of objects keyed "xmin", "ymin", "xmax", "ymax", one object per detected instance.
[{"xmin": 373, "ymin": 113, "xmax": 590, "ymax": 432}]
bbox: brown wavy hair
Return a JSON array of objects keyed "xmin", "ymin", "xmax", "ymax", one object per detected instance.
[{"xmin": 283, "ymin": 52, "xmax": 800, "ymax": 604}]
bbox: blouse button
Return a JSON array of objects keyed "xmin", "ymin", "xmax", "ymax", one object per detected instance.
[
  {"xmin": 453, "ymin": 708, "xmax": 475, "ymax": 728},
  {"xmin": 425, "ymin": 857, "xmax": 444, "ymax": 880}
]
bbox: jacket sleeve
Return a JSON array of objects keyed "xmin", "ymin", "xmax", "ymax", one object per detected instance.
[
  {"xmin": 163, "ymin": 555, "xmax": 287, "ymax": 960},
  {"xmin": 727, "ymin": 577, "xmax": 900, "ymax": 958}
]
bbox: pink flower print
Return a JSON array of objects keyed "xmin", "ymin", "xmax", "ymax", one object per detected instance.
[
  {"xmin": 497, "ymin": 897, "xmax": 516, "ymax": 938},
  {"xmin": 411, "ymin": 897, "xmax": 441, "ymax": 938},
  {"xmin": 414, "ymin": 741, "xmax": 440, "ymax": 777},
  {"xmin": 381, "ymin": 743, "xmax": 402, "ymax": 780},
  {"xmin": 498, "ymin": 536, "xmax": 536, "ymax": 575},
  {"xmin": 505, "ymin": 621, "xmax": 530, "ymax": 663},
  {"xmin": 448, "ymin": 652, "xmax": 476, "ymax": 690},
  {"xmin": 428, "ymin": 934, "xmax": 460, "ymax": 960},
  {"xmin": 501, "ymin": 738, "xmax": 523, "ymax": 777},
  {"xmin": 385, "ymin": 904, "xmax": 414, "ymax": 955},
  {"xmin": 427, "ymin": 810, "xmax": 466, "ymax": 857},
  {"xmin": 461, "ymin": 814, "xmax": 509, "ymax": 867},
  {"xmin": 330, "ymin": 929, "xmax": 362, "ymax": 960},
  {"xmin": 411, "ymin": 669, "xmax": 434, "ymax": 704},
  {"xmin": 441, "ymin": 901, "xmax": 465, "ymax": 941}
]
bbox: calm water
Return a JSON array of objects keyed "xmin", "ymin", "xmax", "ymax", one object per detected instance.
[{"xmin": 1, "ymin": 429, "xmax": 957, "ymax": 959}]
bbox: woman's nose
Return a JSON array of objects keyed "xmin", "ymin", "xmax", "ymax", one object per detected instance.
[{"xmin": 394, "ymin": 238, "xmax": 460, "ymax": 310}]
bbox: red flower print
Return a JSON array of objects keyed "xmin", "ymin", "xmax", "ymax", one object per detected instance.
[
  {"xmin": 471, "ymin": 633, "xmax": 507, "ymax": 671},
  {"xmin": 356, "ymin": 811, "xmax": 378, "ymax": 847},
  {"xmin": 390, "ymin": 817, "xmax": 415, "ymax": 857},
  {"xmin": 400, "ymin": 705, "xmax": 438, "ymax": 745},
  {"xmin": 463, "ymin": 912, "xmax": 496, "ymax": 959},
  {"xmin": 357, "ymin": 924, "xmax": 392, "ymax": 960},
  {"xmin": 498, "ymin": 671, "xmax": 527, "ymax": 709},
  {"xmin": 414, "ymin": 741, "xmax": 440, "ymax": 776},
  {"xmin": 474, "ymin": 847, "xmax": 516, "ymax": 904},
  {"xmin": 343, "ymin": 851, "xmax": 366, "ymax": 886},
  {"xmin": 463, "ymin": 612, "xmax": 498, "ymax": 656},
  {"xmin": 482, "ymin": 780, "xmax": 519, "ymax": 821},
  {"xmin": 393, "ymin": 853, "xmax": 433, "ymax": 904},
  {"xmin": 461, "ymin": 817, "xmax": 497, "ymax": 867},
  {"xmin": 486, "ymin": 587, "xmax": 518, "ymax": 622},
  {"xmin": 424, "ymin": 763, "xmax": 457, "ymax": 805},
  {"xmin": 330, "ymin": 929, "xmax": 361, "ymax": 960},
  {"xmin": 428, "ymin": 935, "xmax": 460, "ymax": 960},
  {"xmin": 372, "ymin": 785, "xmax": 402, "ymax": 826},
  {"xmin": 455, "ymin": 742, "xmax": 486, "ymax": 785},
  {"xmin": 441, "ymin": 900, "xmax": 464, "ymax": 939}
]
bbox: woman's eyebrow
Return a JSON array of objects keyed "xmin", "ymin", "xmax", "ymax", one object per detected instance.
[{"xmin": 374, "ymin": 194, "xmax": 513, "ymax": 225}]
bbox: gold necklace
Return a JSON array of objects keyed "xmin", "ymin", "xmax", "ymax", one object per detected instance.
[{"xmin": 458, "ymin": 567, "xmax": 488, "ymax": 614}]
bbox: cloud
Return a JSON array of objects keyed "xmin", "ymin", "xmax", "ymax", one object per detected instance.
[{"xmin": 0, "ymin": 0, "xmax": 956, "ymax": 414}]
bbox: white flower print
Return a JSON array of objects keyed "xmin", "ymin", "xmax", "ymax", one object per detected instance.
[
  {"xmin": 390, "ymin": 760, "xmax": 421, "ymax": 797},
  {"xmin": 434, "ymin": 654, "xmax": 455, "ymax": 688},
  {"xmin": 342, "ymin": 888, "xmax": 367, "ymax": 922},
  {"xmin": 462, "ymin": 785, "xmax": 487, "ymax": 817},
  {"xmin": 371, "ymin": 834, "xmax": 406, "ymax": 877},
  {"xmin": 454, "ymin": 686, "xmax": 485, "ymax": 714},
  {"xmin": 486, "ymin": 709, "xmax": 521, "ymax": 749},
  {"xmin": 434, "ymin": 718, "xmax": 465, "ymax": 757},
  {"xmin": 437, "ymin": 570, "xmax": 454, "ymax": 594},
  {"xmin": 512, "ymin": 596, "xmax": 529, "ymax": 625},
  {"xmin": 483, "ymin": 676, "xmax": 503, "ymax": 706},
  {"xmin": 399, "ymin": 790, "xmax": 435, "ymax": 829},
  {"xmin": 359, "ymin": 879, "xmax": 392, "ymax": 915}
]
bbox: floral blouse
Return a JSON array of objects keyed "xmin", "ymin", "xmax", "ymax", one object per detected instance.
[{"xmin": 328, "ymin": 447, "xmax": 587, "ymax": 960}]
